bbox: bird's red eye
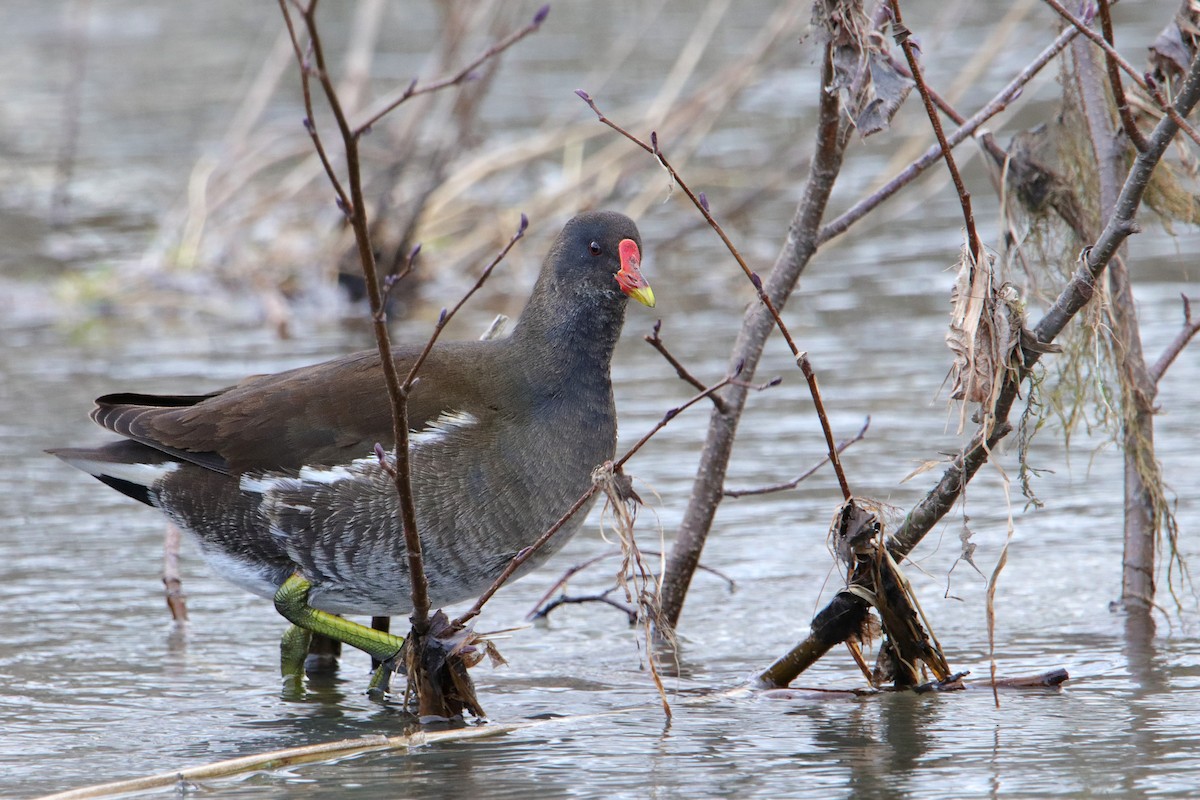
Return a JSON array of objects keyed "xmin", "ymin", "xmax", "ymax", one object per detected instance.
[{"xmin": 589, "ymin": 241, "xmax": 602, "ymax": 256}]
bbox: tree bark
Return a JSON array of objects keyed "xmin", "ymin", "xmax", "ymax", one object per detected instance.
[{"xmin": 1073, "ymin": 37, "xmax": 1160, "ymax": 611}]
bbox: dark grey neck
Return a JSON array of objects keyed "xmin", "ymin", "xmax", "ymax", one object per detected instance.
[{"xmin": 510, "ymin": 280, "xmax": 628, "ymax": 391}]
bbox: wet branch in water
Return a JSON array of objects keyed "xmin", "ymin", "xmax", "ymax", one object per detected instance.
[{"xmin": 759, "ymin": 43, "xmax": 1200, "ymax": 689}]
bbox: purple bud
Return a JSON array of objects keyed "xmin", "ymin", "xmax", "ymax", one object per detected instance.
[
  {"xmin": 733, "ymin": 359, "xmax": 745, "ymax": 377},
  {"xmin": 374, "ymin": 442, "xmax": 387, "ymax": 462},
  {"xmin": 465, "ymin": 70, "xmax": 481, "ymax": 82},
  {"xmin": 533, "ymin": 4, "xmax": 550, "ymax": 25},
  {"xmin": 650, "ymin": 130, "xmax": 659, "ymax": 151},
  {"xmin": 768, "ymin": 376, "xmax": 783, "ymax": 387},
  {"xmin": 699, "ymin": 192, "xmax": 709, "ymax": 212},
  {"xmin": 302, "ymin": 117, "xmax": 314, "ymax": 133},
  {"xmin": 664, "ymin": 408, "xmax": 679, "ymax": 422},
  {"xmin": 406, "ymin": 77, "xmax": 418, "ymax": 96},
  {"xmin": 575, "ymin": 89, "xmax": 591, "ymax": 102},
  {"xmin": 1144, "ymin": 72, "xmax": 1158, "ymax": 90},
  {"xmin": 750, "ymin": 272, "xmax": 763, "ymax": 291},
  {"xmin": 383, "ymin": 274, "xmax": 397, "ymax": 290},
  {"xmin": 360, "ymin": 123, "xmax": 373, "ymax": 137},
  {"xmin": 336, "ymin": 197, "xmax": 349, "ymax": 215},
  {"xmin": 652, "ymin": 319, "xmax": 662, "ymax": 335},
  {"xmin": 438, "ymin": 308, "xmax": 448, "ymax": 325},
  {"xmin": 409, "ymin": 243, "xmax": 422, "ymax": 261},
  {"xmin": 519, "ymin": 212, "xmax": 529, "ymax": 233}
]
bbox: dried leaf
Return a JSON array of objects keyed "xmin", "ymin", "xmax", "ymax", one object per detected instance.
[
  {"xmin": 856, "ymin": 51, "xmax": 914, "ymax": 137},
  {"xmin": 945, "ymin": 245, "xmax": 1024, "ymax": 433}
]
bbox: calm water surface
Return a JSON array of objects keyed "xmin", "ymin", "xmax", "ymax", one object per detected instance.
[{"xmin": 2, "ymin": 1, "xmax": 1200, "ymax": 798}]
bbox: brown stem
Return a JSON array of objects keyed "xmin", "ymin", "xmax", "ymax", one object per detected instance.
[
  {"xmin": 292, "ymin": 0, "xmax": 433, "ymax": 629},
  {"xmin": 657, "ymin": 37, "xmax": 848, "ymax": 631},
  {"xmin": 724, "ymin": 417, "xmax": 869, "ymax": 498},
  {"xmin": 888, "ymin": 0, "xmax": 982, "ymax": 261},
  {"xmin": 354, "ymin": 5, "xmax": 548, "ymax": 135},
  {"xmin": 279, "ymin": 2, "xmax": 538, "ymax": 639},
  {"xmin": 820, "ymin": 25, "xmax": 1078, "ymax": 245},
  {"xmin": 1098, "ymin": 0, "xmax": 1150, "ymax": 151},
  {"xmin": 798, "ymin": 354, "xmax": 852, "ymax": 500},
  {"xmin": 1149, "ymin": 296, "xmax": 1200, "ymax": 383}
]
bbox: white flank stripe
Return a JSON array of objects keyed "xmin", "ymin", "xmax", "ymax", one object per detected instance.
[
  {"xmin": 410, "ymin": 410, "xmax": 478, "ymax": 449},
  {"xmin": 73, "ymin": 459, "xmax": 180, "ymax": 487},
  {"xmin": 297, "ymin": 464, "xmax": 356, "ymax": 485},
  {"xmin": 239, "ymin": 473, "xmax": 302, "ymax": 495}
]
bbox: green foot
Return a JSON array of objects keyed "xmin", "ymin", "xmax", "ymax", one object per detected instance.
[{"xmin": 273, "ymin": 574, "xmax": 406, "ymax": 693}]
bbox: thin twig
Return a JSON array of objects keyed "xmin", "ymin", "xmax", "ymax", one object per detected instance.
[
  {"xmin": 529, "ymin": 588, "xmax": 639, "ymax": 625},
  {"xmin": 1150, "ymin": 295, "xmax": 1200, "ymax": 383},
  {"xmin": 798, "ymin": 353, "xmax": 852, "ymax": 500},
  {"xmin": 644, "ymin": 320, "xmax": 729, "ymax": 413},
  {"xmin": 888, "ymin": 0, "xmax": 982, "ymax": 261},
  {"xmin": 615, "ymin": 375, "xmax": 742, "ymax": 470},
  {"xmin": 278, "ymin": 1, "xmax": 352, "ymax": 216},
  {"xmin": 576, "ymin": 93, "xmax": 853, "ymax": 503},
  {"xmin": 399, "ymin": 216, "xmax": 527, "ymax": 392},
  {"xmin": 1040, "ymin": 0, "xmax": 1150, "ymax": 93},
  {"xmin": 820, "ymin": 24, "xmax": 1078, "ymax": 245},
  {"xmin": 528, "ymin": 549, "xmax": 736, "ymax": 619},
  {"xmin": 1097, "ymin": 0, "xmax": 1149, "ymax": 151},
  {"xmin": 354, "ymin": 5, "xmax": 549, "ymax": 135},
  {"xmin": 1145, "ymin": 74, "xmax": 1200, "ymax": 148},
  {"xmin": 725, "ymin": 417, "xmax": 870, "ymax": 498},
  {"xmin": 575, "ymin": 93, "xmax": 802, "ymax": 355}
]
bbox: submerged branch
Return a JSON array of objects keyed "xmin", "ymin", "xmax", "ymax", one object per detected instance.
[{"xmin": 760, "ymin": 40, "xmax": 1200, "ymax": 690}]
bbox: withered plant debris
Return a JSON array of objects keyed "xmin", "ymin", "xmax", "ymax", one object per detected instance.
[
  {"xmin": 401, "ymin": 611, "xmax": 500, "ymax": 721},
  {"xmin": 856, "ymin": 50, "xmax": 915, "ymax": 137},
  {"xmin": 830, "ymin": 499, "xmax": 953, "ymax": 689},
  {"xmin": 592, "ymin": 461, "xmax": 672, "ymax": 717},
  {"xmin": 946, "ymin": 247, "xmax": 1032, "ymax": 434}
]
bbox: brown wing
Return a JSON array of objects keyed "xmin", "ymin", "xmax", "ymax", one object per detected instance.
[{"xmin": 90, "ymin": 341, "xmax": 508, "ymax": 475}]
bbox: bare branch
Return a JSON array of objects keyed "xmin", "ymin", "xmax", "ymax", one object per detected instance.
[
  {"xmin": 888, "ymin": 0, "xmax": 983, "ymax": 261},
  {"xmin": 820, "ymin": 25, "xmax": 1078, "ymax": 245},
  {"xmin": 400, "ymin": 215, "xmax": 527, "ymax": 392},
  {"xmin": 644, "ymin": 320, "xmax": 730, "ymax": 414},
  {"xmin": 1097, "ymin": 0, "xmax": 1150, "ymax": 151},
  {"xmin": 354, "ymin": 5, "xmax": 549, "ymax": 135},
  {"xmin": 1150, "ymin": 295, "xmax": 1200, "ymax": 383},
  {"xmin": 725, "ymin": 417, "xmax": 870, "ymax": 498}
]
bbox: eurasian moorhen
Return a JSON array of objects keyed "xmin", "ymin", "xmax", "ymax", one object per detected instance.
[{"xmin": 51, "ymin": 210, "xmax": 654, "ymax": 678}]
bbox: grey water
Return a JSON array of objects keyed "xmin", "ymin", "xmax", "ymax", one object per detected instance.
[{"xmin": 3, "ymin": 1, "xmax": 1200, "ymax": 798}]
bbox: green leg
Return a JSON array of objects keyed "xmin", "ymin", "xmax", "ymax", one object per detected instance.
[
  {"xmin": 273, "ymin": 574, "xmax": 405, "ymax": 691},
  {"xmin": 280, "ymin": 623, "xmax": 312, "ymax": 680}
]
